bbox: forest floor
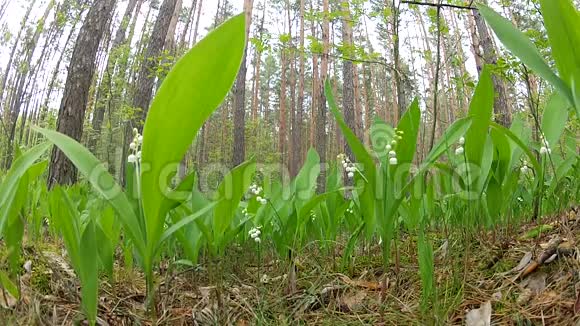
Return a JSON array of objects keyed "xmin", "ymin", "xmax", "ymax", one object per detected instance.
[{"xmin": 2, "ymin": 207, "xmax": 579, "ymax": 325}]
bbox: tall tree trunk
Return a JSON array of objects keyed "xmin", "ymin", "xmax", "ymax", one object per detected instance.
[
  {"xmin": 133, "ymin": 0, "xmax": 178, "ymax": 120},
  {"xmin": 279, "ymin": 44, "xmax": 288, "ymax": 169},
  {"xmin": 341, "ymin": 0, "xmax": 356, "ymax": 159},
  {"xmin": 48, "ymin": 0, "xmax": 117, "ymax": 188},
  {"xmin": 316, "ymin": 0, "xmax": 330, "ymax": 191},
  {"xmin": 389, "ymin": 0, "xmax": 404, "ymax": 121},
  {"xmin": 251, "ymin": 5, "xmax": 266, "ymax": 121},
  {"xmin": 90, "ymin": 0, "xmax": 140, "ymax": 153},
  {"xmin": 0, "ymin": 0, "xmax": 37, "ymax": 115},
  {"xmin": 179, "ymin": 0, "xmax": 197, "ymax": 48},
  {"xmin": 164, "ymin": 0, "xmax": 183, "ymax": 53},
  {"xmin": 4, "ymin": 0, "xmax": 55, "ymax": 167},
  {"xmin": 286, "ymin": 0, "xmax": 299, "ymax": 177},
  {"xmin": 122, "ymin": 0, "xmax": 178, "ymax": 184},
  {"xmin": 309, "ymin": 0, "xmax": 319, "ymax": 148},
  {"xmin": 191, "ymin": 0, "xmax": 203, "ymax": 44},
  {"xmin": 232, "ymin": 0, "xmax": 254, "ymax": 167},
  {"xmin": 296, "ymin": 0, "xmax": 305, "ymax": 166},
  {"xmin": 472, "ymin": 7, "xmax": 511, "ymax": 126}
]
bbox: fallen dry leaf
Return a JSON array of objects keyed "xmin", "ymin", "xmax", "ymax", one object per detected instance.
[
  {"xmin": 339, "ymin": 274, "xmax": 382, "ymax": 290},
  {"xmin": 465, "ymin": 301, "xmax": 492, "ymax": 326},
  {"xmin": 512, "ymin": 252, "xmax": 533, "ymax": 273},
  {"xmin": 524, "ymin": 272, "xmax": 546, "ymax": 294},
  {"xmin": 516, "ymin": 289, "xmax": 533, "ymax": 305},
  {"xmin": 0, "ymin": 290, "xmax": 17, "ymax": 309},
  {"xmin": 340, "ymin": 290, "xmax": 367, "ymax": 312}
]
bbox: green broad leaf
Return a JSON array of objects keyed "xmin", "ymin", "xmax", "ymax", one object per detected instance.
[
  {"xmin": 573, "ymin": 75, "xmax": 580, "ymax": 117},
  {"xmin": 33, "ymin": 127, "xmax": 145, "ymax": 256},
  {"xmin": 0, "ymin": 142, "xmax": 50, "ymax": 234},
  {"xmin": 140, "ymin": 14, "xmax": 246, "ymax": 256},
  {"xmin": 0, "ymin": 270, "xmax": 19, "ymax": 301},
  {"xmin": 49, "ymin": 187, "xmax": 81, "ymax": 270},
  {"xmin": 95, "ymin": 223, "xmax": 114, "ymax": 280},
  {"xmin": 157, "ymin": 171, "xmax": 197, "ymax": 220},
  {"xmin": 475, "ymin": 135, "xmax": 494, "ymax": 195},
  {"xmin": 489, "ymin": 122, "xmax": 541, "ymax": 175},
  {"xmin": 5, "ymin": 170, "xmax": 28, "ymax": 275},
  {"xmin": 477, "ymin": 4, "xmax": 573, "ymax": 104},
  {"xmin": 508, "ymin": 116, "xmax": 529, "ymax": 169},
  {"xmin": 418, "ymin": 117, "xmax": 473, "ymax": 175},
  {"xmin": 292, "ymin": 148, "xmax": 320, "ymax": 208},
  {"xmin": 490, "ymin": 127, "xmax": 512, "ymax": 184},
  {"xmin": 213, "ymin": 160, "xmax": 256, "ymax": 242},
  {"xmin": 79, "ymin": 220, "xmax": 98, "ymax": 326},
  {"xmin": 370, "ymin": 118, "xmax": 396, "ymax": 156},
  {"xmin": 541, "ymin": 92, "xmax": 569, "ymax": 147},
  {"xmin": 159, "ymin": 201, "xmax": 217, "ymax": 245},
  {"xmin": 417, "ymin": 231, "xmax": 434, "ymax": 311},
  {"xmin": 539, "ymin": 0, "xmax": 580, "ymax": 87},
  {"xmin": 465, "ymin": 67, "xmax": 494, "ymax": 167},
  {"xmin": 325, "ymin": 79, "xmax": 377, "ymax": 236},
  {"xmin": 392, "ymin": 98, "xmax": 421, "ymax": 188}
]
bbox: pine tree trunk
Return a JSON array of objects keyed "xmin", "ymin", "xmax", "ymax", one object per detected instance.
[
  {"xmin": 0, "ymin": 0, "xmax": 37, "ymax": 114},
  {"xmin": 295, "ymin": 0, "xmax": 306, "ymax": 169},
  {"xmin": 191, "ymin": 0, "xmax": 204, "ymax": 44},
  {"xmin": 341, "ymin": 0, "xmax": 356, "ymax": 159},
  {"xmin": 48, "ymin": 0, "xmax": 117, "ymax": 188},
  {"xmin": 89, "ymin": 0, "xmax": 140, "ymax": 153},
  {"xmin": 472, "ymin": 7, "xmax": 511, "ymax": 126},
  {"xmin": 250, "ymin": 6, "xmax": 265, "ymax": 122},
  {"xmin": 121, "ymin": 0, "xmax": 178, "ymax": 184},
  {"xmin": 316, "ymin": 0, "xmax": 330, "ymax": 191},
  {"xmin": 179, "ymin": 0, "xmax": 198, "ymax": 48},
  {"xmin": 232, "ymin": 0, "xmax": 254, "ymax": 167},
  {"xmin": 4, "ymin": 0, "xmax": 55, "ymax": 167}
]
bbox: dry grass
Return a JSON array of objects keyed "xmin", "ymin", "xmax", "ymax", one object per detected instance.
[{"xmin": 1, "ymin": 207, "xmax": 578, "ymax": 325}]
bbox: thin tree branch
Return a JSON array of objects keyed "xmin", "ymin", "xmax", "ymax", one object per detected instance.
[{"xmin": 401, "ymin": 0, "xmax": 476, "ymax": 10}]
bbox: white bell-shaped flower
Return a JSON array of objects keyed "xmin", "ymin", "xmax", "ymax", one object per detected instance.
[
  {"xmin": 455, "ymin": 146, "xmax": 464, "ymax": 155},
  {"xmin": 128, "ymin": 154, "xmax": 137, "ymax": 163},
  {"xmin": 389, "ymin": 157, "xmax": 398, "ymax": 165}
]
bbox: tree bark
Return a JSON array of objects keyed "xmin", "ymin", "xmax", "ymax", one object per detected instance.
[
  {"xmin": 316, "ymin": 0, "xmax": 330, "ymax": 191},
  {"xmin": 89, "ymin": 0, "xmax": 140, "ymax": 153},
  {"xmin": 179, "ymin": 0, "xmax": 198, "ymax": 48},
  {"xmin": 472, "ymin": 7, "xmax": 511, "ymax": 126},
  {"xmin": 232, "ymin": 0, "xmax": 254, "ymax": 167},
  {"xmin": 48, "ymin": 0, "xmax": 117, "ymax": 188},
  {"xmin": 341, "ymin": 0, "xmax": 356, "ymax": 159},
  {"xmin": 4, "ymin": 0, "xmax": 55, "ymax": 167},
  {"xmin": 0, "ymin": 0, "xmax": 37, "ymax": 117}
]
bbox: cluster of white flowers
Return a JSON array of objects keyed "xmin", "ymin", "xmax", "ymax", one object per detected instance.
[
  {"xmin": 310, "ymin": 211, "xmax": 316, "ymax": 222},
  {"xmin": 539, "ymin": 134, "xmax": 551, "ymax": 155},
  {"xmin": 455, "ymin": 136, "xmax": 465, "ymax": 156},
  {"xmin": 520, "ymin": 159, "xmax": 530, "ymax": 174},
  {"xmin": 242, "ymin": 207, "xmax": 250, "ymax": 218},
  {"xmin": 517, "ymin": 197, "xmax": 524, "ymax": 202},
  {"xmin": 338, "ymin": 153, "xmax": 357, "ymax": 179},
  {"xmin": 127, "ymin": 128, "xmax": 143, "ymax": 163},
  {"xmin": 346, "ymin": 208, "xmax": 354, "ymax": 214},
  {"xmin": 249, "ymin": 184, "xmax": 267, "ymax": 204},
  {"xmin": 385, "ymin": 129, "xmax": 403, "ymax": 165},
  {"xmin": 249, "ymin": 226, "xmax": 262, "ymax": 243}
]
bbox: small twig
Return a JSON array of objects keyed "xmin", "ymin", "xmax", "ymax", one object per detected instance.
[{"xmin": 401, "ymin": 0, "xmax": 476, "ymax": 10}]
